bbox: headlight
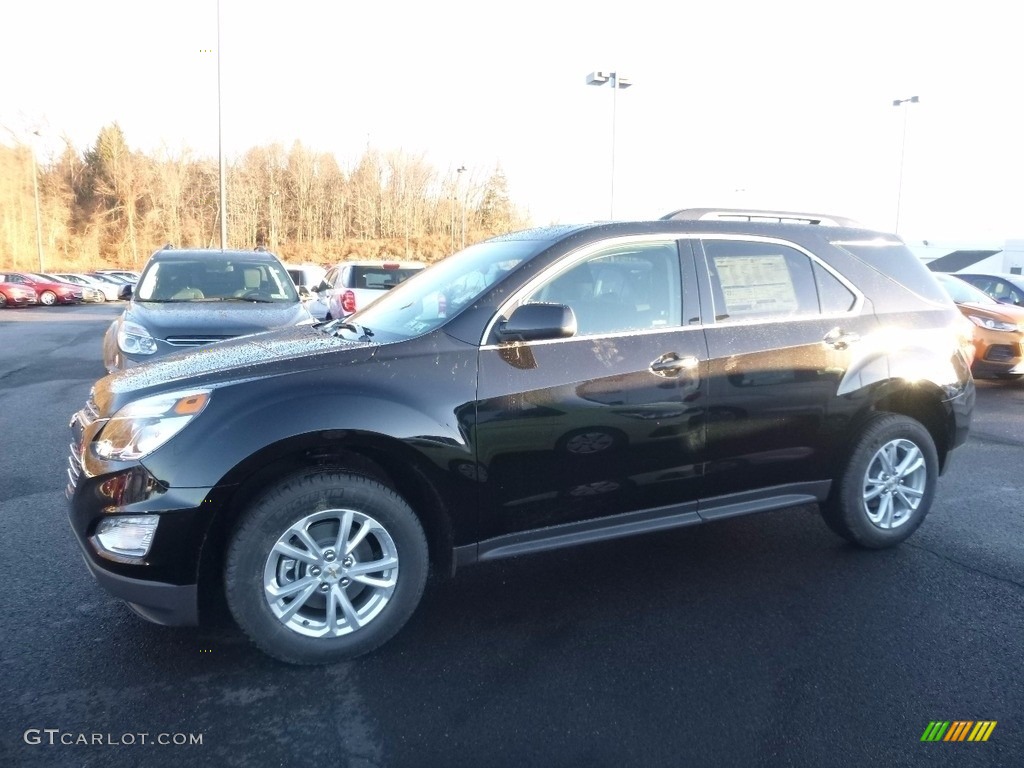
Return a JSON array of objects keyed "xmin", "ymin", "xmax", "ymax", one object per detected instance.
[
  {"xmin": 94, "ymin": 389, "xmax": 211, "ymax": 461},
  {"xmin": 967, "ymin": 315, "xmax": 1017, "ymax": 332},
  {"xmin": 94, "ymin": 515, "xmax": 159, "ymax": 559},
  {"xmin": 117, "ymin": 320, "xmax": 158, "ymax": 355}
]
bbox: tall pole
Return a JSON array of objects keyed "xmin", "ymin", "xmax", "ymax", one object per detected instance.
[
  {"xmin": 217, "ymin": 0, "xmax": 227, "ymax": 249},
  {"xmin": 587, "ymin": 71, "xmax": 632, "ymax": 220},
  {"xmin": 457, "ymin": 165, "xmax": 467, "ymax": 249},
  {"xmin": 893, "ymin": 95, "xmax": 919, "ymax": 235},
  {"xmin": 30, "ymin": 142, "xmax": 44, "ymax": 271},
  {"xmin": 610, "ymin": 73, "xmax": 618, "ymax": 221}
]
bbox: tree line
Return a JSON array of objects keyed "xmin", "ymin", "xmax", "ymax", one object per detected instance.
[{"xmin": 0, "ymin": 123, "xmax": 527, "ymax": 272}]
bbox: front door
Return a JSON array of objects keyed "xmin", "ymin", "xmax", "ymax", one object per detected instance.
[{"xmin": 473, "ymin": 238, "xmax": 709, "ymax": 542}]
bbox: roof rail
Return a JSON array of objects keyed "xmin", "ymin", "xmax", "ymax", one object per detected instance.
[{"xmin": 661, "ymin": 208, "xmax": 861, "ymax": 227}]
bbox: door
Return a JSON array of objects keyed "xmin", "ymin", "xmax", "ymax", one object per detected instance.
[
  {"xmin": 694, "ymin": 237, "xmax": 875, "ymax": 503},
  {"xmin": 473, "ymin": 238, "xmax": 709, "ymax": 541}
]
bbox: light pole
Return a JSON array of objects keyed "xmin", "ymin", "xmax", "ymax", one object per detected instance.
[
  {"xmin": 217, "ymin": 0, "xmax": 227, "ymax": 249},
  {"xmin": 456, "ymin": 165, "xmax": 467, "ymax": 249},
  {"xmin": 28, "ymin": 131, "xmax": 44, "ymax": 272},
  {"xmin": 2, "ymin": 124, "xmax": 45, "ymax": 271},
  {"xmin": 893, "ymin": 95, "xmax": 919, "ymax": 235},
  {"xmin": 586, "ymin": 70, "xmax": 632, "ymax": 220}
]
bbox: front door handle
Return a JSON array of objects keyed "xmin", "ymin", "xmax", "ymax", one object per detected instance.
[
  {"xmin": 823, "ymin": 328, "xmax": 860, "ymax": 350},
  {"xmin": 650, "ymin": 353, "xmax": 699, "ymax": 377}
]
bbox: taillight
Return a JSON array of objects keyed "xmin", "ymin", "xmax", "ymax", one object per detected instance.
[{"xmin": 341, "ymin": 290, "xmax": 356, "ymax": 315}]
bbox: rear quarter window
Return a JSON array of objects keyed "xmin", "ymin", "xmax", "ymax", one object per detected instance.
[{"xmin": 835, "ymin": 241, "xmax": 948, "ymax": 304}]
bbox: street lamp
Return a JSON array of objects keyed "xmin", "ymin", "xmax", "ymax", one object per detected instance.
[
  {"xmin": 892, "ymin": 95, "xmax": 919, "ymax": 235},
  {"xmin": 2, "ymin": 123, "xmax": 45, "ymax": 271},
  {"xmin": 456, "ymin": 165, "xmax": 467, "ymax": 249},
  {"xmin": 217, "ymin": 0, "xmax": 227, "ymax": 249},
  {"xmin": 586, "ymin": 70, "xmax": 632, "ymax": 220},
  {"xmin": 26, "ymin": 131, "xmax": 45, "ymax": 272}
]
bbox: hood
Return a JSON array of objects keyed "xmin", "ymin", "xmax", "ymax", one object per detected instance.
[
  {"xmin": 128, "ymin": 300, "xmax": 311, "ymax": 340},
  {"xmin": 107, "ymin": 324, "xmax": 374, "ymax": 396}
]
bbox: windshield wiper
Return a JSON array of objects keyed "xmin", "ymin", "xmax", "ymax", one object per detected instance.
[{"xmin": 323, "ymin": 319, "xmax": 374, "ymax": 341}]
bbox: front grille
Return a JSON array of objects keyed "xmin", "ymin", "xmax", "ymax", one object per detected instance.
[
  {"xmin": 165, "ymin": 335, "xmax": 233, "ymax": 347},
  {"xmin": 984, "ymin": 344, "xmax": 1020, "ymax": 363},
  {"xmin": 66, "ymin": 396, "xmax": 102, "ymax": 499},
  {"xmin": 66, "ymin": 442, "xmax": 83, "ymax": 499}
]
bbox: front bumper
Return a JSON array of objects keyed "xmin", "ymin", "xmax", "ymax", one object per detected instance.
[
  {"xmin": 72, "ymin": 532, "xmax": 199, "ymax": 625},
  {"xmin": 66, "ymin": 406, "xmax": 225, "ymax": 625}
]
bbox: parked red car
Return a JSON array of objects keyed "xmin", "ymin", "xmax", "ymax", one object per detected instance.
[
  {"xmin": 0, "ymin": 279, "xmax": 39, "ymax": 308},
  {"xmin": 0, "ymin": 272, "xmax": 82, "ymax": 305}
]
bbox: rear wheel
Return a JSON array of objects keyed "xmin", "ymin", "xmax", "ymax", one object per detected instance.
[
  {"xmin": 821, "ymin": 414, "xmax": 938, "ymax": 548},
  {"xmin": 225, "ymin": 470, "xmax": 429, "ymax": 664},
  {"xmin": 40, "ymin": 290, "xmax": 57, "ymax": 306},
  {"xmin": 0, "ymin": 293, "xmax": 6, "ymax": 308}
]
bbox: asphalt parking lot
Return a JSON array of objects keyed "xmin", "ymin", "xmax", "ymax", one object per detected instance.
[{"xmin": 1, "ymin": 302, "xmax": 1022, "ymax": 768}]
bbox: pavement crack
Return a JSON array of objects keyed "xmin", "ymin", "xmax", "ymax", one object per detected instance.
[{"xmin": 907, "ymin": 541, "xmax": 1024, "ymax": 592}]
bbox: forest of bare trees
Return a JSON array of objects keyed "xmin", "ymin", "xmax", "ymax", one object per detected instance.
[{"xmin": 0, "ymin": 123, "xmax": 527, "ymax": 272}]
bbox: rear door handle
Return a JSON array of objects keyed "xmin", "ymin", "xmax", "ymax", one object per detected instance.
[
  {"xmin": 823, "ymin": 328, "xmax": 860, "ymax": 350},
  {"xmin": 650, "ymin": 353, "xmax": 699, "ymax": 377}
]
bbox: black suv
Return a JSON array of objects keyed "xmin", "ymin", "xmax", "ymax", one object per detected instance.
[{"xmin": 67, "ymin": 210, "xmax": 975, "ymax": 664}]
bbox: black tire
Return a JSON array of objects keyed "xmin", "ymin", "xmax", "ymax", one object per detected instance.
[
  {"xmin": 225, "ymin": 470, "xmax": 429, "ymax": 664},
  {"xmin": 0, "ymin": 293, "xmax": 7, "ymax": 308},
  {"xmin": 821, "ymin": 414, "xmax": 938, "ymax": 549},
  {"xmin": 40, "ymin": 290, "xmax": 57, "ymax": 306}
]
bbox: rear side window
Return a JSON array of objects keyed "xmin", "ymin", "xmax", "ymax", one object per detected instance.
[
  {"xmin": 813, "ymin": 262, "xmax": 857, "ymax": 313},
  {"xmin": 703, "ymin": 240, "xmax": 820, "ymax": 321}
]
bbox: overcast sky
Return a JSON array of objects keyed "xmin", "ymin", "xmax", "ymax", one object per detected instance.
[{"xmin": 2, "ymin": 0, "xmax": 1021, "ymax": 242}]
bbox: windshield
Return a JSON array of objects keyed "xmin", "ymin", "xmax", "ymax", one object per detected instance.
[
  {"xmin": 935, "ymin": 273, "xmax": 999, "ymax": 305},
  {"xmin": 136, "ymin": 258, "xmax": 299, "ymax": 302},
  {"xmin": 351, "ymin": 239, "xmax": 543, "ymax": 338}
]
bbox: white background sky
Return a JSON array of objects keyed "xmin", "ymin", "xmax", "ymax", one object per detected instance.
[{"xmin": 2, "ymin": 0, "xmax": 1021, "ymax": 243}]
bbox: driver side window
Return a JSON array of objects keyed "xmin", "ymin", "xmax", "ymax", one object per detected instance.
[{"xmin": 524, "ymin": 241, "xmax": 682, "ymax": 336}]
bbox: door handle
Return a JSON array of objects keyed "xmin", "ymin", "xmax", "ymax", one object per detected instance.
[
  {"xmin": 823, "ymin": 328, "xmax": 860, "ymax": 350},
  {"xmin": 650, "ymin": 353, "xmax": 699, "ymax": 377}
]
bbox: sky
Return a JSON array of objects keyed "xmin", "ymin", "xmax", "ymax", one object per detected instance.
[{"xmin": 2, "ymin": 0, "xmax": 1022, "ymax": 243}]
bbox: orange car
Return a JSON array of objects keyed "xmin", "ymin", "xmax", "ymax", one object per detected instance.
[{"xmin": 935, "ymin": 273, "xmax": 1024, "ymax": 379}]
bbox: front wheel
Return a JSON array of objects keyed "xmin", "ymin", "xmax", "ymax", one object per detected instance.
[
  {"xmin": 820, "ymin": 414, "xmax": 938, "ymax": 548},
  {"xmin": 40, "ymin": 290, "xmax": 57, "ymax": 306},
  {"xmin": 225, "ymin": 471, "xmax": 429, "ymax": 664}
]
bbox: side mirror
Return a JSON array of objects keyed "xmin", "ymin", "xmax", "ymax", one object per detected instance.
[
  {"xmin": 120, "ymin": 285, "xmax": 133, "ymax": 300},
  {"xmin": 315, "ymin": 280, "xmax": 331, "ymax": 293},
  {"xmin": 298, "ymin": 285, "xmax": 311, "ymax": 299},
  {"xmin": 497, "ymin": 303, "xmax": 577, "ymax": 343}
]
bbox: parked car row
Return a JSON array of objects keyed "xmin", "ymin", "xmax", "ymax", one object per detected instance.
[
  {"xmin": 0, "ymin": 271, "xmax": 83, "ymax": 307},
  {"xmin": 0, "ymin": 269, "xmax": 140, "ymax": 309}
]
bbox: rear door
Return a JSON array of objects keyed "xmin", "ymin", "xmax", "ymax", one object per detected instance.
[{"xmin": 694, "ymin": 236, "xmax": 874, "ymax": 508}]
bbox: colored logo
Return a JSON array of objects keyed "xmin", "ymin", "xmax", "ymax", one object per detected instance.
[{"xmin": 921, "ymin": 721, "xmax": 996, "ymax": 742}]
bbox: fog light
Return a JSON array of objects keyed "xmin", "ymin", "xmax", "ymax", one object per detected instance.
[{"xmin": 94, "ymin": 516, "xmax": 159, "ymax": 559}]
